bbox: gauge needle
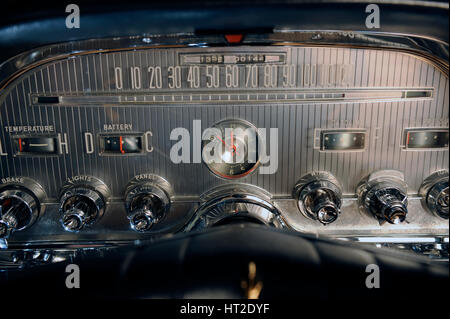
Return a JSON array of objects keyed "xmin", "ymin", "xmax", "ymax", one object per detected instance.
[
  {"xmin": 119, "ymin": 136, "xmax": 125, "ymax": 154},
  {"xmin": 231, "ymin": 129, "xmax": 235, "ymax": 154},
  {"xmin": 216, "ymin": 135, "xmax": 227, "ymax": 147},
  {"xmin": 216, "ymin": 135, "xmax": 237, "ymax": 155}
]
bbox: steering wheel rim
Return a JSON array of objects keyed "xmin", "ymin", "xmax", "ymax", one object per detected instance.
[{"xmin": 1, "ymin": 223, "xmax": 447, "ymax": 299}]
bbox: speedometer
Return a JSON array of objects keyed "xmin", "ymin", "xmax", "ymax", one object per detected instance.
[{"xmin": 202, "ymin": 119, "xmax": 260, "ymax": 179}]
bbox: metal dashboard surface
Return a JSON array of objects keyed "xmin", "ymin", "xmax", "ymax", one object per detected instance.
[{"xmin": 0, "ymin": 46, "xmax": 448, "ymax": 201}]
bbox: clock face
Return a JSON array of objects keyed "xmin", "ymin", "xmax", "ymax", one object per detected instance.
[{"xmin": 202, "ymin": 119, "xmax": 260, "ymax": 179}]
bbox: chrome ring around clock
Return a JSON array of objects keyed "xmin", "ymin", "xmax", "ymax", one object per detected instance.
[{"xmin": 201, "ymin": 119, "xmax": 261, "ymax": 179}]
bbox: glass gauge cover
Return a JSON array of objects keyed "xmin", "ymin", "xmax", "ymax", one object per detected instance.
[{"xmin": 202, "ymin": 119, "xmax": 260, "ymax": 179}]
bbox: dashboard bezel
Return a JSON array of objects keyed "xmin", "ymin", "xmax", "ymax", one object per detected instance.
[
  {"xmin": 1, "ymin": 30, "xmax": 448, "ymax": 94},
  {"xmin": 0, "ymin": 31, "xmax": 448, "ymax": 261}
]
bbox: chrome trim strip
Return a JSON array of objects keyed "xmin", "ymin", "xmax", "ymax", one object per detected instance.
[
  {"xmin": 29, "ymin": 88, "xmax": 434, "ymax": 106},
  {"xmin": 344, "ymin": 236, "xmax": 443, "ymax": 243},
  {"xmin": 0, "ymin": 31, "xmax": 448, "ymax": 93}
]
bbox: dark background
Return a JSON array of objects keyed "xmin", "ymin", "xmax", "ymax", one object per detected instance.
[{"xmin": 1, "ymin": 0, "xmax": 448, "ymax": 62}]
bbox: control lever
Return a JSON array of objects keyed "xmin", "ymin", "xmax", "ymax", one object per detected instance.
[
  {"xmin": 58, "ymin": 176, "xmax": 110, "ymax": 232},
  {"xmin": 357, "ymin": 170, "xmax": 408, "ymax": 224},
  {"xmin": 125, "ymin": 175, "xmax": 172, "ymax": 232},
  {"xmin": 0, "ymin": 203, "xmax": 19, "ymax": 239},
  {"xmin": 294, "ymin": 172, "xmax": 343, "ymax": 224},
  {"xmin": 0, "ymin": 178, "xmax": 46, "ymax": 249},
  {"xmin": 419, "ymin": 170, "xmax": 449, "ymax": 219},
  {"xmin": 0, "ymin": 204, "xmax": 10, "ymax": 248}
]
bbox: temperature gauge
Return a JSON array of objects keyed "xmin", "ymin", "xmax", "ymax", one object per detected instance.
[{"xmin": 14, "ymin": 136, "xmax": 58, "ymax": 155}]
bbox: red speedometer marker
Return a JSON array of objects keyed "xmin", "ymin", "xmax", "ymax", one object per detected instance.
[{"xmin": 225, "ymin": 34, "xmax": 244, "ymax": 44}]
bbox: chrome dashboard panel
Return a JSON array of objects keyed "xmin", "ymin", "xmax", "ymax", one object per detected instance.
[
  {"xmin": 0, "ymin": 34, "xmax": 448, "ymax": 256},
  {"xmin": 1, "ymin": 45, "xmax": 448, "ymax": 197}
]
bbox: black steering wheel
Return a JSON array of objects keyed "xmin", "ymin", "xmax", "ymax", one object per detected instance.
[{"xmin": 1, "ymin": 223, "xmax": 447, "ymax": 299}]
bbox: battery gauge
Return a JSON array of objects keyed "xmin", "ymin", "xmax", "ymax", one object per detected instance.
[{"xmin": 100, "ymin": 135, "xmax": 143, "ymax": 155}]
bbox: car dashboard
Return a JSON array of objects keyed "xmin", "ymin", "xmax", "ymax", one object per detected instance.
[{"xmin": 0, "ymin": 0, "xmax": 448, "ymax": 301}]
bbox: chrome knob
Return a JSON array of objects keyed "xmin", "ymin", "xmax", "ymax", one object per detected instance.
[
  {"xmin": 63, "ymin": 210, "xmax": 85, "ymax": 231},
  {"xmin": 0, "ymin": 178, "xmax": 45, "ymax": 241},
  {"xmin": 0, "ymin": 191, "xmax": 29, "ymax": 238},
  {"xmin": 129, "ymin": 209, "xmax": 155, "ymax": 232},
  {"xmin": 60, "ymin": 188, "xmax": 105, "ymax": 232},
  {"xmin": 125, "ymin": 175, "xmax": 172, "ymax": 232},
  {"xmin": 294, "ymin": 172, "xmax": 343, "ymax": 224},
  {"xmin": 0, "ymin": 221, "xmax": 9, "ymax": 238},
  {"xmin": 419, "ymin": 170, "xmax": 449, "ymax": 219},
  {"xmin": 59, "ymin": 176, "xmax": 110, "ymax": 232},
  {"xmin": 357, "ymin": 170, "xmax": 408, "ymax": 224}
]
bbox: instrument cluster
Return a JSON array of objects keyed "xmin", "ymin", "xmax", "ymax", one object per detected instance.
[{"xmin": 0, "ymin": 37, "xmax": 448, "ymax": 257}]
